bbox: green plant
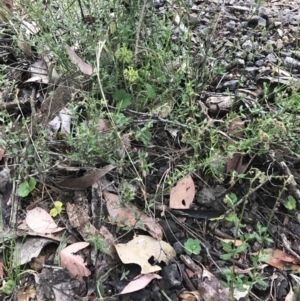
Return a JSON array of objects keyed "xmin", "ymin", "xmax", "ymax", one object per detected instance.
[
  {"xmin": 119, "ymin": 179, "xmax": 136, "ymax": 207},
  {"xmin": 50, "ymin": 201, "xmax": 63, "ymax": 217},
  {"xmin": 16, "ymin": 177, "xmax": 36, "ymax": 197},
  {"xmin": 87, "ymin": 236, "xmax": 107, "ymax": 253},
  {"xmin": 284, "ymin": 195, "xmax": 296, "ymax": 210},
  {"xmin": 184, "ymin": 238, "xmax": 201, "ymax": 256},
  {"xmin": 0, "ymin": 279, "xmax": 15, "ymax": 295}
]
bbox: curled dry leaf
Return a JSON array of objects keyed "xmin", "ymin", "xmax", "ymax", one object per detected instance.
[
  {"xmin": 26, "ymin": 207, "xmax": 64, "ymax": 234},
  {"xmin": 261, "ymin": 249, "xmax": 300, "ymax": 271},
  {"xmin": 179, "ymin": 291, "xmax": 201, "ymax": 301},
  {"xmin": 17, "ymin": 285, "xmax": 36, "ymax": 301},
  {"xmin": 54, "ymin": 164, "xmax": 115, "ymax": 191},
  {"xmin": 219, "ymin": 238, "xmax": 243, "ymax": 247},
  {"xmin": 60, "ymin": 242, "xmax": 91, "ymax": 283},
  {"xmin": 103, "ymin": 190, "xmax": 163, "ymax": 239},
  {"xmin": 65, "ymin": 44, "xmax": 93, "ymax": 75},
  {"xmin": 115, "ymin": 235, "xmax": 176, "ymax": 274},
  {"xmin": 117, "ymin": 274, "xmax": 162, "ymax": 295},
  {"xmin": 169, "ymin": 176, "xmax": 195, "ymax": 209}
]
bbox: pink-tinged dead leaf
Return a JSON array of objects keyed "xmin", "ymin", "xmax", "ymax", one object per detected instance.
[
  {"xmin": 65, "ymin": 45, "xmax": 93, "ymax": 75},
  {"xmin": 272, "ymin": 249, "xmax": 300, "ymax": 264},
  {"xmin": 260, "ymin": 249, "xmax": 300, "ymax": 271},
  {"xmin": 118, "ymin": 274, "xmax": 162, "ymax": 295},
  {"xmin": 0, "ymin": 149, "xmax": 5, "ymax": 160},
  {"xmin": 26, "ymin": 207, "xmax": 65, "ymax": 234},
  {"xmin": 230, "ymin": 266, "xmax": 254, "ymax": 274},
  {"xmin": 103, "ymin": 191, "xmax": 163, "ymax": 240},
  {"xmin": 97, "ymin": 118, "xmax": 109, "ymax": 132},
  {"xmin": 0, "ymin": 262, "xmax": 3, "ymax": 279},
  {"xmin": 169, "ymin": 176, "xmax": 195, "ymax": 209},
  {"xmin": 219, "ymin": 238, "xmax": 243, "ymax": 247},
  {"xmin": 115, "ymin": 235, "xmax": 176, "ymax": 274},
  {"xmin": 60, "ymin": 242, "xmax": 91, "ymax": 283}
]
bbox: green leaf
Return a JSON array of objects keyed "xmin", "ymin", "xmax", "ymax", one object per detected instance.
[
  {"xmin": 16, "ymin": 178, "xmax": 36, "ymax": 197},
  {"xmin": 28, "ymin": 177, "xmax": 36, "ymax": 191},
  {"xmin": 50, "ymin": 208, "xmax": 58, "ymax": 217},
  {"xmin": 0, "ymin": 280, "xmax": 15, "ymax": 295},
  {"xmin": 50, "ymin": 201, "xmax": 63, "ymax": 217},
  {"xmin": 113, "ymin": 89, "xmax": 132, "ymax": 109},
  {"xmin": 145, "ymin": 83, "xmax": 156, "ymax": 99},
  {"xmin": 184, "ymin": 238, "xmax": 201, "ymax": 255},
  {"xmin": 220, "ymin": 253, "xmax": 233, "ymax": 260},
  {"xmin": 284, "ymin": 195, "xmax": 296, "ymax": 210}
]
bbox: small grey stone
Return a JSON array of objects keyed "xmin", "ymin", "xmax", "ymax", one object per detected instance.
[
  {"xmin": 259, "ymin": 7, "xmax": 272, "ymax": 19},
  {"xmin": 237, "ymin": 59, "xmax": 245, "ymax": 65},
  {"xmin": 196, "ymin": 187, "xmax": 215, "ymax": 206},
  {"xmin": 266, "ymin": 53, "xmax": 277, "ymax": 63},
  {"xmin": 253, "ymin": 57, "xmax": 263, "ymax": 65},
  {"xmin": 173, "ymin": 241, "xmax": 185, "ymax": 255},
  {"xmin": 242, "ymin": 40, "xmax": 253, "ymax": 51},
  {"xmin": 226, "ymin": 21, "xmax": 236, "ymax": 32},
  {"xmin": 161, "ymin": 264, "xmax": 181, "ymax": 289},
  {"xmin": 223, "ymin": 80, "xmax": 239, "ymax": 90},
  {"xmin": 284, "ymin": 57, "xmax": 300, "ymax": 70},
  {"xmin": 252, "ymin": 241, "xmax": 261, "ymax": 252},
  {"xmin": 258, "ymin": 17, "xmax": 267, "ymax": 27}
]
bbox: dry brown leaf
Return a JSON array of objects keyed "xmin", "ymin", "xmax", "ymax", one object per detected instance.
[
  {"xmin": 226, "ymin": 116, "xmax": 245, "ymax": 174},
  {"xmin": 60, "ymin": 242, "xmax": 91, "ymax": 283},
  {"xmin": 65, "ymin": 44, "xmax": 93, "ymax": 75},
  {"xmin": 115, "ymin": 235, "xmax": 176, "ymax": 274},
  {"xmin": 179, "ymin": 291, "xmax": 201, "ymax": 301},
  {"xmin": 261, "ymin": 249, "xmax": 300, "ymax": 271},
  {"xmin": 26, "ymin": 207, "xmax": 65, "ymax": 234},
  {"xmin": 103, "ymin": 190, "xmax": 163, "ymax": 239},
  {"xmin": 54, "ymin": 164, "xmax": 115, "ymax": 191},
  {"xmin": 17, "ymin": 285, "xmax": 36, "ymax": 301},
  {"xmin": 66, "ymin": 200, "xmax": 118, "ymax": 259},
  {"xmin": 169, "ymin": 176, "xmax": 195, "ymax": 209}
]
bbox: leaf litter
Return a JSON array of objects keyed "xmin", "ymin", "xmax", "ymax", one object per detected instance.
[{"xmin": 2, "ymin": 0, "xmax": 300, "ymax": 300}]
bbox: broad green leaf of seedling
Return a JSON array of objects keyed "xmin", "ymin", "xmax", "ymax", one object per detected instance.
[
  {"xmin": 50, "ymin": 201, "xmax": 63, "ymax": 217},
  {"xmin": 145, "ymin": 83, "xmax": 156, "ymax": 99},
  {"xmin": 0, "ymin": 279, "xmax": 15, "ymax": 295},
  {"xmin": 184, "ymin": 238, "xmax": 201, "ymax": 256},
  {"xmin": 284, "ymin": 195, "xmax": 296, "ymax": 210},
  {"xmin": 113, "ymin": 89, "xmax": 132, "ymax": 109},
  {"xmin": 16, "ymin": 177, "xmax": 36, "ymax": 197}
]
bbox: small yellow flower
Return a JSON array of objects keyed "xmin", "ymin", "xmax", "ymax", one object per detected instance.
[{"xmin": 123, "ymin": 66, "xmax": 139, "ymax": 83}]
